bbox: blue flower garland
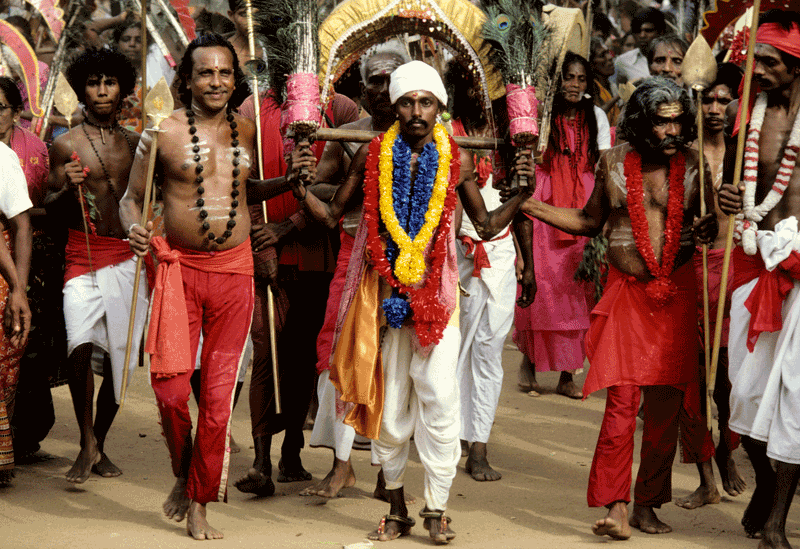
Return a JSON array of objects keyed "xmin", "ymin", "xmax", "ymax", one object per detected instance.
[{"xmin": 382, "ymin": 134, "xmax": 439, "ymax": 328}]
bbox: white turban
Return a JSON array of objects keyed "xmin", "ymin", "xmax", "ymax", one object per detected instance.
[{"xmin": 388, "ymin": 60, "xmax": 448, "ymax": 107}]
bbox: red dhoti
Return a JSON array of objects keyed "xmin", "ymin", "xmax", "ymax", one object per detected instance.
[
  {"xmin": 585, "ymin": 263, "xmax": 697, "ymax": 507},
  {"xmin": 316, "ymin": 230, "xmax": 355, "ymax": 374},
  {"xmin": 148, "ymin": 237, "xmax": 254, "ymax": 505},
  {"xmin": 0, "ymin": 231, "xmax": 23, "ymax": 473}
]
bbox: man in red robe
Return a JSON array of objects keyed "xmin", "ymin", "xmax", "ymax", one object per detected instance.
[{"xmin": 519, "ymin": 77, "xmax": 716, "ymax": 539}]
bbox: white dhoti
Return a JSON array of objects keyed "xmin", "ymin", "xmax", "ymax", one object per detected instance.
[
  {"xmin": 372, "ymin": 324, "xmax": 461, "ymax": 512},
  {"xmin": 63, "ymin": 257, "xmax": 148, "ymax": 403},
  {"xmin": 455, "ymin": 222, "xmax": 515, "ymax": 444},
  {"xmin": 309, "ymin": 369, "xmax": 358, "ymax": 460},
  {"xmin": 729, "ymin": 217, "xmax": 800, "ymax": 464}
]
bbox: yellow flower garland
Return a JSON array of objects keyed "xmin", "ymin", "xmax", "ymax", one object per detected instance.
[{"xmin": 378, "ymin": 121, "xmax": 452, "ymax": 286}]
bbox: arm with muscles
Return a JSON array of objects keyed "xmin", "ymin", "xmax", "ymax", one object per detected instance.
[
  {"xmin": 460, "ymin": 147, "xmax": 535, "ymax": 241},
  {"xmin": 44, "ymin": 135, "xmax": 88, "ymax": 210},
  {"xmin": 0, "ymin": 233, "xmax": 30, "ymax": 348},
  {"xmin": 513, "ymin": 215, "xmax": 536, "ymax": 307},
  {"xmin": 119, "ymin": 129, "xmax": 154, "ymax": 257},
  {"xmin": 286, "ymin": 142, "xmax": 369, "ymax": 230},
  {"xmin": 682, "ymin": 158, "xmax": 719, "ymax": 262},
  {"xmin": 518, "ymin": 154, "xmax": 611, "ymax": 238}
]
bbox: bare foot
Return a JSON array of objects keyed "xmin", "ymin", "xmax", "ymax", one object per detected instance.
[
  {"xmin": 299, "ymin": 458, "xmax": 355, "ymax": 498},
  {"xmin": 66, "ymin": 443, "xmax": 101, "ymax": 483},
  {"xmin": 743, "ymin": 479, "xmax": 775, "ymax": 538},
  {"xmin": 674, "ymin": 484, "xmax": 721, "ymax": 509},
  {"xmin": 460, "ymin": 439, "xmax": 469, "ymax": 458},
  {"xmin": 229, "ymin": 435, "xmax": 240, "ymax": 454},
  {"xmin": 91, "ymin": 453, "xmax": 122, "ymax": 478},
  {"xmin": 592, "ymin": 501, "xmax": 631, "ymax": 540},
  {"xmin": 0, "ymin": 469, "xmax": 14, "ymax": 487},
  {"xmin": 556, "ymin": 380, "xmax": 583, "ymax": 399},
  {"xmin": 374, "ymin": 470, "xmax": 416, "ymax": 505},
  {"xmin": 186, "ymin": 501, "xmax": 223, "ymax": 540},
  {"xmin": 716, "ymin": 452, "xmax": 747, "ymax": 496},
  {"xmin": 759, "ymin": 526, "xmax": 794, "ymax": 549},
  {"xmin": 465, "ymin": 442, "xmax": 501, "ymax": 481},
  {"xmin": 234, "ymin": 468, "xmax": 275, "ymax": 496},
  {"xmin": 526, "ymin": 388, "xmax": 542, "ymax": 397},
  {"xmin": 276, "ymin": 458, "xmax": 312, "ymax": 483},
  {"xmin": 367, "ymin": 515, "xmax": 414, "ymax": 541},
  {"xmin": 630, "ymin": 504, "xmax": 672, "ymax": 534},
  {"xmin": 164, "ymin": 478, "xmax": 190, "ymax": 521}
]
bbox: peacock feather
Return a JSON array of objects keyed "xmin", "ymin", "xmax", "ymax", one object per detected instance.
[
  {"xmin": 252, "ymin": 0, "xmax": 319, "ymax": 105},
  {"xmin": 481, "ymin": 0, "xmax": 550, "ymax": 87}
]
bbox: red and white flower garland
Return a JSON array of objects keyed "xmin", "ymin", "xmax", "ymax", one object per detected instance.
[{"xmin": 735, "ymin": 93, "xmax": 800, "ymax": 255}]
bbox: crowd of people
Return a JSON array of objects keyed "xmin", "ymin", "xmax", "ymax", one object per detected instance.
[{"xmin": 0, "ymin": 0, "xmax": 799, "ymax": 546}]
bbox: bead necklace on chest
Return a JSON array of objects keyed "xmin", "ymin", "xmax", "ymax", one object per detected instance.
[
  {"xmin": 186, "ymin": 108, "xmax": 241, "ymax": 245},
  {"xmin": 735, "ymin": 93, "xmax": 800, "ymax": 255},
  {"xmin": 81, "ymin": 119, "xmax": 136, "ymax": 194}
]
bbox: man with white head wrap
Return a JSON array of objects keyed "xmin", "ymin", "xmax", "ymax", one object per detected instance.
[{"xmin": 287, "ymin": 60, "xmax": 535, "ymax": 543}]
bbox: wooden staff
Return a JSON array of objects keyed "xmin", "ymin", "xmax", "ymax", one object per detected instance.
[
  {"xmin": 141, "ymin": 0, "xmax": 148, "ymax": 122},
  {"xmin": 683, "ymin": 35, "xmax": 718, "ymax": 430},
  {"xmin": 245, "ymin": 0, "xmax": 281, "ymax": 414},
  {"xmin": 314, "ymin": 127, "xmax": 505, "ymax": 149},
  {"xmin": 120, "ymin": 78, "xmax": 174, "ymax": 408},
  {"xmin": 709, "ymin": 0, "xmax": 762, "ymax": 401},
  {"xmin": 53, "ymin": 75, "xmax": 94, "ymax": 277}
]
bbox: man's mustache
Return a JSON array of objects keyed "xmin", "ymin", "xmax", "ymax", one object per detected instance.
[
  {"xmin": 408, "ymin": 118, "xmax": 428, "ymax": 127},
  {"xmin": 657, "ymin": 135, "xmax": 685, "ymax": 150}
]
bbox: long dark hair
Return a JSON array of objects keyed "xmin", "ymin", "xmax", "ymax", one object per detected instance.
[
  {"xmin": 177, "ymin": 33, "xmax": 250, "ymax": 110},
  {"xmin": 66, "ymin": 47, "xmax": 137, "ymax": 104},
  {"xmin": 551, "ymin": 51, "xmax": 599, "ymax": 163}
]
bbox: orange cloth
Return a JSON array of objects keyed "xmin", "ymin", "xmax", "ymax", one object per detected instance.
[
  {"xmin": 64, "ymin": 229, "xmax": 135, "ymax": 284},
  {"xmin": 146, "ymin": 237, "xmax": 254, "ymax": 378},
  {"xmin": 330, "ymin": 266, "xmax": 384, "ymax": 440}
]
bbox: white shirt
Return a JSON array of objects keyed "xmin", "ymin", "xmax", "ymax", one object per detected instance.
[
  {"xmin": 613, "ymin": 48, "xmax": 650, "ymax": 86},
  {"xmin": 0, "ymin": 141, "xmax": 33, "ymax": 219},
  {"xmin": 594, "ymin": 106, "xmax": 612, "ymax": 151}
]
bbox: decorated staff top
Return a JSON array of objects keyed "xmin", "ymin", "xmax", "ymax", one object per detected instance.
[
  {"xmin": 316, "ymin": 0, "xmax": 504, "ymax": 121},
  {"xmin": 682, "ymin": 36, "xmax": 717, "ymax": 92},
  {"xmin": 53, "ymin": 71, "xmax": 79, "ymax": 122},
  {"xmin": 481, "ymin": 0, "xmax": 550, "ymax": 146},
  {"xmin": 144, "ymin": 77, "xmax": 175, "ymax": 129}
]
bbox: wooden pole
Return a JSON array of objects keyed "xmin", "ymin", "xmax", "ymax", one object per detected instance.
[
  {"xmin": 245, "ymin": 0, "xmax": 281, "ymax": 414},
  {"xmin": 709, "ymin": 0, "xmax": 762, "ymax": 399},
  {"xmin": 696, "ymin": 92, "xmax": 712, "ymax": 430},
  {"xmin": 314, "ymin": 127, "xmax": 505, "ymax": 149},
  {"xmin": 141, "ymin": 0, "xmax": 148, "ymax": 122}
]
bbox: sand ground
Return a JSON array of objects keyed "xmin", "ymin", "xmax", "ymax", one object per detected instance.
[{"xmin": 1, "ymin": 343, "xmax": 797, "ymax": 549}]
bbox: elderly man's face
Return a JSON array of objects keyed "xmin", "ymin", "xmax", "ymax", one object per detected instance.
[
  {"xmin": 363, "ymin": 54, "xmax": 403, "ymax": 119},
  {"xmin": 395, "ymin": 90, "xmax": 440, "ymax": 139},
  {"xmin": 651, "ymin": 101, "xmax": 683, "ymax": 156},
  {"xmin": 650, "ymin": 43, "xmax": 685, "ymax": 85}
]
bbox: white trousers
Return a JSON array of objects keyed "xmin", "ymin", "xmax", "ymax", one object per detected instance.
[
  {"xmin": 63, "ymin": 257, "xmax": 148, "ymax": 404},
  {"xmin": 373, "ymin": 324, "xmax": 461, "ymax": 511},
  {"xmin": 455, "ymin": 238, "xmax": 516, "ymax": 443},
  {"xmin": 309, "ymin": 369, "xmax": 357, "ymax": 461}
]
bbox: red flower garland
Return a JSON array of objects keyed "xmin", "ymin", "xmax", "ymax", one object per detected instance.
[
  {"xmin": 363, "ymin": 134, "xmax": 461, "ymax": 346},
  {"xmin": 624, "ymin": 149, "xmax": 686, "ymax": 306}
]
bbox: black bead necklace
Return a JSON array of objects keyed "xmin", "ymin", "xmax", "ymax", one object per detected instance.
[
  {"xmin": 81, "ymin": 121, "xmax": 136, "ymax": 194},
  {"xmin": 186, "ymin": 108, "xmax": 241, "ymax": 245}
]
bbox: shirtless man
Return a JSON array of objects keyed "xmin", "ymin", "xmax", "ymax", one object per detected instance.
[
  {"xmin": 676, "ymin": 63, "xmax": 748, "ymax": 510},
  {"xmin": 46, "ymin": 48, "xmax": 143, "ymax": 484},
  {"xmin": 121, "ymin": 34, "xmax": 262, "ymax": 540},
  {"xmin": 289, "ymin": 60, "xmax": 535, "ymax": 543},
  {"xmin": 717, "ymin": 11, "xmax": 800, "ymax": 547},
  {"xmin": 299, "ymin": 43, "xmax": 411, "ymax": 499},
  {"xmin": 519, "ymin": 77, "xmax": 716, "ymax": 539}
]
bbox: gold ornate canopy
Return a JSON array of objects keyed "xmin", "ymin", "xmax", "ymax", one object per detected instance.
[{"xmin": 317, "ymin": 0, "xmax": 504, "ymax": 116}]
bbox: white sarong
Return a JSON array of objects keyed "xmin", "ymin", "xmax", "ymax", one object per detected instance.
[
  {"xmin": 456, "ymin": 183, "xmax": 516, "ymax": 443},
  {"xmin": 373, "ymin": 324, "xmax": 461, "ymax": 511},
  {"xmin": 729, "ymin": 217, "xmax": 800, "ymax": 464},
  {"xmin": 63, "ymin": 257, "xmax": 148, "ymax": 404}
]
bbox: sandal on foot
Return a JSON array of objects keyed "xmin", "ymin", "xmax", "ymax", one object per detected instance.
[
  {"xmin": 420, "ymin": 508, "xmax": 455, "ymax": 544},
  {"xmin": 368, "ymin": 515, "xmax": 415, "ymax": 541}
]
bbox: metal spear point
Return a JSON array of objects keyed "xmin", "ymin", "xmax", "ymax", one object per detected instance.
[
  {"xmin": 120, "ymin": 78, "xmax": 174, "ymax": 409},
  {"xmin": 683, "ymin": 35, "xmax": 718, "ymax": 431},
  {"xmin": 54, "ymin": 74, "xmax": 94, "ymax": 279}
]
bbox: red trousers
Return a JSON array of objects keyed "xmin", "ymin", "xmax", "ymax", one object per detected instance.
[
  {"xmin": 152, "ymin": 264, "xmax": 254, "ymax": 505},
  {"xmin": 588, "ymin": 384, "xmax": 683, "ymax": 508}
]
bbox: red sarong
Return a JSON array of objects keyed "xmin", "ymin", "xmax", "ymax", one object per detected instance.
[
  {"xmin": 584, "ymin": 262, "xmax": 698, "ymax": 396},
  {"xmin": 146, "ymin": 237, "xmax": 254, "ymax": 378},
  {"xmin": 457, "ymin": 227, "xmax": 511, "ymax": 279},
  {"xmin": 64, "ymin": 229, "xmax": 134, "ymax": 285}
]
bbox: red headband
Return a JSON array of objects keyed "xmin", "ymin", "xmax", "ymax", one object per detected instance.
[{"xmin": 756, "ymin": 22, "xmax": 800, "ymax": 61}]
